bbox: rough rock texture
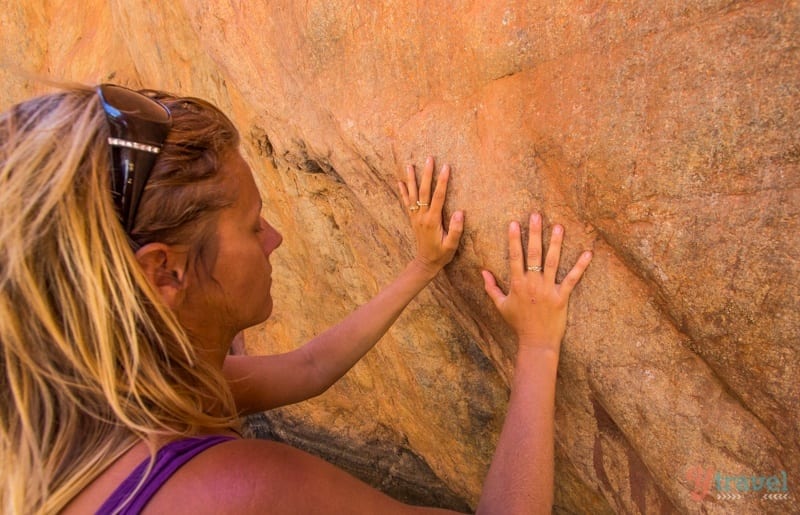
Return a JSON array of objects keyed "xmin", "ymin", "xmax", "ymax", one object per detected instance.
[{"xmin": 3, "ymin": 1, "xmax": 798, "ymax": 513}]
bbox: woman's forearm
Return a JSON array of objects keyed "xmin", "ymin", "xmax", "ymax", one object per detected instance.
[
  {"xmin": 477, "ymin": 344, "xmax": 559, "ymax": 515},
  {"xmin": 223, "ymin": 258, "xmax": 440, "ymax": 414},
  {"xmin": 301, "ymin": 258, "xmax": 439, "ymax": 393}
]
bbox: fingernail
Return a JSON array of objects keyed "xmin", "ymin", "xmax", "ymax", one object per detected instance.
[
  {"xmin": 426, "ymin": 156, "xmax": 433, "ymax": 164},
  {"xmin": 454, "ymin": 211, "xmax": 463, "ymax": 221},
  {"xmin": 584, "ymin": 251, "xmax": 593, "ymax": 259},
  {"xmin": 531, "ymin": 213, "xmax": 540, "ymax": 224},
  {"xmin": 554, "ymin": 225, "xmax": 563, "ymax": 235}
]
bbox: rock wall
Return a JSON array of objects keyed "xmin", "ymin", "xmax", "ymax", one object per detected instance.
[{"xmin": 2, "ymin": 1, "xmax": 798, "ymax": 513}]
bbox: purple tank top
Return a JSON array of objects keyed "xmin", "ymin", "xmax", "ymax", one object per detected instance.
[{"xmin": 96, "ymin": 435, "xmax": 236, "ymax": 514}]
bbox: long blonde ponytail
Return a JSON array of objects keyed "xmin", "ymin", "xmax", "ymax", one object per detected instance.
[{"xmin": 0, "ymin": 86, "xmax": 239, "ymax": 513}]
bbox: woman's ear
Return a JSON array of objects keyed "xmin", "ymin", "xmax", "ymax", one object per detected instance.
[{"xmin": 134, "ymin": 243, "xmax": 190, "ymax": 309}]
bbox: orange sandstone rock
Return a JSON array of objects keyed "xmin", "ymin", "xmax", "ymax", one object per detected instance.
[{"xmin": 2, "ymin": 1, "xmax": 797, "ymax": 513}]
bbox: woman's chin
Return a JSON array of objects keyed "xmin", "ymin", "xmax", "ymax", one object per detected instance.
[{"xmin": 255, "ymin": 299, "xmax": 274, "ymax": 324}]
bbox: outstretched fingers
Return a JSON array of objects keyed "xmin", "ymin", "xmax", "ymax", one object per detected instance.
[
  {"xmin": 543, "ymin": 224, "xmax": 564, "ymax": 284},
  {"xmin": 526, "ymin": 213, "xmax": 543, "ymax": 272},
  {"xmin": 559, "ymin": 251, "xmax": 593, "ymax": 296},
  {"xmin": 429, "ymin": 163, "xmax": 450, "ymax": 218},
  {"xmin": 417, "ymin": 156, "xmax": 435, "ymax": 207},
  {"xmin": 403, "ymin": 164, "xmax": 420, "ymax": 207},
  {"xmin": 401, "ymin": 156, "xmax": 465, "ymax": 273},
  {"xmin": 508, "ymin": 221, "xmax": 525, "ymax": 282},
  {"xmin": 401, "ymin": 156, "xmax": 446, "ymax": 215},
  {"xmin": 397, "ymin": 178, "xmax": 411, "ymax": 208}
]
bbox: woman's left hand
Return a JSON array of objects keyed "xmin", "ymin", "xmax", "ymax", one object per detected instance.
[{"xmin": 398, "ymin": 156, "xmax": 464, "ymax": 276}]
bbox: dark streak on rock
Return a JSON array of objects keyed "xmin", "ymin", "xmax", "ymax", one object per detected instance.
[
  {"xmin": 245, "ymin": 411, "xmax": 472, "ymax": 512},
  {"xmin": 591, "ymin": 398, "xmax": 615, "ymax": 495}
]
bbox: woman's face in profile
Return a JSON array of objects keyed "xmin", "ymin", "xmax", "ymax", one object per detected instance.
[{"xmin": 195, "ymin": 150, "xmax": 283, "ymax": 333}]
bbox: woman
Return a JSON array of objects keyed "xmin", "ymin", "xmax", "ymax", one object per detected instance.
[{"xmin": 0, "ymin": 84, "xmax": 592, "ymax": 514}]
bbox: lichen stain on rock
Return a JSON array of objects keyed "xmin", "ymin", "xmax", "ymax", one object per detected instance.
[{"xmin": 2, "ymin": 0, "xmax": 797, "ymax": 512}]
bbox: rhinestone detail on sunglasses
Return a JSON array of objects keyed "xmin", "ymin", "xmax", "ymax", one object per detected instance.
[{"xmin": 107, "ymin": 137, "xmax": 162, "ymax": 154}]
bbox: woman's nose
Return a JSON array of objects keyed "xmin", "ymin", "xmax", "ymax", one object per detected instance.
[
  {"xmin": 262, "ymin": 218, "xmax": 282, "ymax": 253},
  {"xmin": 270, "ymin": 226, "xmax": 283, "ymax": 251}
]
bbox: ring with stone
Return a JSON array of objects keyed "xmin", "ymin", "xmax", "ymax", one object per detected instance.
[
  {"xmin": 526, "ymin": 265, "xmax": 543, "ymax": 272},
  {"xmin": 416, "ymin": 201, "xmax": 430, "ymax": 207},
  {"xmin": 409, "ymin": 205, "xmax": 420, "ymax": 212}
]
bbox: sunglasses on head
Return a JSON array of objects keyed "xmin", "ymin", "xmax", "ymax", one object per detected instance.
[{"xmin": 97, "ymin": 84, "xmax": 172, "ymax": 234}]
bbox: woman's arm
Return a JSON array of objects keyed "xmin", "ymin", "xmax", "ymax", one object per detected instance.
[
  {"xmin": 477, "ymin": 214, "xmax": 593, "ymax": 513},
  {"xmin": 224, "ymin": 157, "xmax": 464, "ymax": 414}
]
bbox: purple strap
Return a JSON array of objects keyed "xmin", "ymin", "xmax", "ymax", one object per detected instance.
[{"xmin": 96, "ymin": 435, "xmax": 236, "ymax": 515}]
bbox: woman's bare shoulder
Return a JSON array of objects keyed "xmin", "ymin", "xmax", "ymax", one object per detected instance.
[{"xmin": 144, "ymin": 438, "xmax": 460, "ymax": 514}]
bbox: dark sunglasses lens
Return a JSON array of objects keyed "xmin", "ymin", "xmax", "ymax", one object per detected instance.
[
  {"xmin": 100, "ymin": 85, "xmax": 170, "ymax": 122},
  {"xmin": 98, "ymin": 84, "xmax": 172, "ymax": 234}
]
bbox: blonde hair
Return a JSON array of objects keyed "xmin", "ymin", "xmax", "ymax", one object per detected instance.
[{"xmin": 0, "ymin": 86, "xmax": 241, "ymax": 513}]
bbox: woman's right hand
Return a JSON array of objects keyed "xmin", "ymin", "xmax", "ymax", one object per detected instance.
[
  {"xmin": 398, "ymin": 156, "xmax": 464, "ymax": 278},
  {"xmin": 481, "ymin": 213, "xmax": 592, "ymax": 352}
]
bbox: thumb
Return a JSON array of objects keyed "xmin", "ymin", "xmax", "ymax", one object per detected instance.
[{"xmin": 481, "ymin": 270, "xmax": 506, "ymax": 307}]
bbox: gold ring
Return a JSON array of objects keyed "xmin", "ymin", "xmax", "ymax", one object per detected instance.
[
  {"xmin": 409, "ymin": 205, "xmax": 420, "ymax": 212},
  {"xmin": 416, "ymin": 201, "xmax": 430, "ymax": 207},
  {"xmin": 526, "ymin": 265, "xmax": 543, "ymax": 272}
]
